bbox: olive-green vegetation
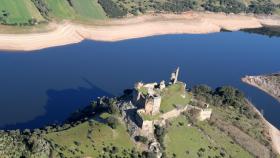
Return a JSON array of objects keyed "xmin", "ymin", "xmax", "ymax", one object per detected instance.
[
  {"xmin": 191, "ymin": 85, "xmax": 278, "ymax": 157},
  {"xmin": 164, "ymin": 116, "xmax": 252, "ymax": 158},
  {"xmin": 43, "ymin": 0, "xmax": 76, "ymax": 19},
  {"xmin": 113, "ymin": 0, "xmax": 280, "ymax": 16},
  {"xmin": 138, "ymin": 86, "xmax": 149, "ymax": 95},
  {"xmin": 44, "ymin": 0, "xmax": 107, "ymax": 20},
  {"xmin": 0, "ymin": 84, "xmax": 279, "ymax": 157},
  {"xmin": 139, "ymin": 112, "xmax": 161, "ymax": 121},
  {"xmin": 0, "ymin": 0, "xmax": 45, "ymax": 25},
  {"xmin": 197, "ymin": 121, "xmax": 253, "ymax": 158},
  {"xmin": 71, "ymin": 0, "xmax": 107, "ymax": 19},
  {"xmin": 0, "ymin": 129, "xmax": 51, "ymax": 158},
  {"xmin": 160, "ymin": 82, "xmax": 191, "ymax": 113},
  {"xmin": 98, "ymin": 0, "xmax": 128, "ymax": 18},
  {"xmin": 45, "ymin": 113, "xmax": 136, "ymax": 157}
]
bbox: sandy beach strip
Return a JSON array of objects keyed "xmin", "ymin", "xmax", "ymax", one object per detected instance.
[{"xmin": 0, "ymin": 12, "xmax": 279, "ymax": 51}]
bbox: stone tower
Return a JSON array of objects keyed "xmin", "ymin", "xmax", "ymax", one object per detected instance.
[
  {"xmin": 170, "ymin": 67, "xmax": 180, "ymax": 84},
  {"xmin": 144, "ymin": 95, "xmax": 161, "ymax": 115},
  {"xmin": 159, "ymin": 80, "xmax": 166, "ymax": 90}
]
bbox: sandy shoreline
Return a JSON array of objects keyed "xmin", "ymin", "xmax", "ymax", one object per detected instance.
[{"xmin": 0, "ymin": 12, "xmax": 280, "ymax": 51}]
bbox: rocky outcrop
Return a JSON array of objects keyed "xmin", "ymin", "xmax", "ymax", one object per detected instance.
[{"xmin": 242, "ymin": 73, "xmax": 280, "ymax": 103}]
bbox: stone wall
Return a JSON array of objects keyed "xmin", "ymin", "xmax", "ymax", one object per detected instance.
[
  {"xmin": 198, "ymin": 109, "xmax": 212, "ymax": 121},
  {"xmin": 140, "ymin": 120, "xmax": 154, "ymax": 137}
]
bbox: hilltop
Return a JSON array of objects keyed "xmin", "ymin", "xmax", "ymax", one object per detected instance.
[{"xmin": 0, "ymin": 68, "xmax": 279, "ymax": 158}]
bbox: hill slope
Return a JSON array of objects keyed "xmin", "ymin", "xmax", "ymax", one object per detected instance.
[{"xmin": 0, "ymin": 0, "xmax": 280, "ymax": 26}]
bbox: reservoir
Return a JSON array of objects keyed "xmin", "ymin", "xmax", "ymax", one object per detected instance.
[{"xmin": 0, "ymin": 31, "xmax": 280, "ymax": 129}]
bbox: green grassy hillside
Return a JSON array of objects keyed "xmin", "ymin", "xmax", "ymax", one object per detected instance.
[
  {"xmin": 71, "ymin": 0, "xmax": 107, "ymax": 20},
  {"xmin": 0, "ymin": 84, "xmax": 279, "ymax": 158},
  {"xmin": 44, "ymin": 0, "xmax": 76, "ymax": 19},
  {"xmin": 0, "ymin": 0, "xmax": 45, "ymax": 25},
  {"xmin": 44, "ymin": 0, "xmax": 107, "ymax": 20},
  {"xmin": 165, "ymin": 116, "xmax": 253, "ymax": 158},
  {"xmin": 0, "ymin": 0, "xmax": 280, "ymax": 26},
  {"xmin": 45, "ymin": 113, "xmax": 137, "ymax": 157}
]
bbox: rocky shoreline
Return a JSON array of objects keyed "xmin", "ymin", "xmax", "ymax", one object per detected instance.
[{"xmin": 242, "ymin": 74, "xmax": 280, "ymax": 103}]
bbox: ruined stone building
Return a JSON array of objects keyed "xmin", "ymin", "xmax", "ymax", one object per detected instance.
[
  {"xmin": 144, "ymin": 95, "xmax": 161, "ymax": 115},
  {"xmin": 133, "ymin": 82, "xmax": 161, "ymax": 115},
  {"xmin": 130, "ymin": 67, "xmax": 212, "ymax": 140},
  {"xmin": 133, "ymin": 67, "xmax": 180, "ymax": 117}
]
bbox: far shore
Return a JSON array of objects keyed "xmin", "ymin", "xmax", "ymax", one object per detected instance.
[
  {"xmin": 242, "ymin": 76, "xmax": 280, "ymax": 104},
  {"xmin": 0, "ymin": 12, "xmax": 280, "ymax": 51}
]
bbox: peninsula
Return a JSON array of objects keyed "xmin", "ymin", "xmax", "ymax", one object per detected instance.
[
  {"xmin": 0, "ymin": 68, "xmax": 279, "ymax": 158},
  {"xmin": 242, "ymin": 73, "xmax": 280, "ymax": 103}
]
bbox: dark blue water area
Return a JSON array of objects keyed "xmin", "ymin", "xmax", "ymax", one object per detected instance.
[{"xmin": 0, "ymin": 31, "xmax": 280, "ymax": 129}]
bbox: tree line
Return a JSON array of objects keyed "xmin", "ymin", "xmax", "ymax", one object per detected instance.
[{"xmin": 113, "ymin": 0, "xmax": 279, "ymax": 16}]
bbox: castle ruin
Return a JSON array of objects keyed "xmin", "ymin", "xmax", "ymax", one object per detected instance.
[
  {"xmin": 133, "ymin": 67, "xmax": 180, "ymax": 116},
  {"xmin": 128, "ymin": 68, "xmax": 212, "ymax": 157}
]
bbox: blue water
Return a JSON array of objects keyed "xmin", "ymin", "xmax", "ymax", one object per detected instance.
[{"xmin": 0, "ymin": 31, "xmax": 280, "ymax": 129}]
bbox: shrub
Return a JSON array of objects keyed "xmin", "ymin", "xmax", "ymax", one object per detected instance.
[
  {"xmin": 248, "ymin": 0, "xmax": 276, "ymax": 14},
  {"xmin": 73, "ymin": 141, "xmax": 81, "ymax": 146},
  {"xmin": 142, "ymin": 151, "xmax": 158, "ymax": 158},
  {"xmin": 31, "ymin": 0, "xmax": 50, "ymax": 19},
  {"xmin": 134, "ymin": 135, "xmax": 148, "ymax": 144},
  {"xmin": 107, "ymin": 116, "xmax": 119, "ymax": 129},
  {"xmin": 111, "ymin": 146, "xmax": 119, "ymax": 154},
  {"xmin": 202, "ymin": 0, "xmax": 246, "ymax": 14},
  {"xmin": 154, "ymin": 125, "xmax": 166, "ymax": 149},
  {"xmin": 98, "ymin": 0, "xmax": 127, "ymax": 18}
]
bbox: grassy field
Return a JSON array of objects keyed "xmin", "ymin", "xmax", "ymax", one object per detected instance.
[
  {"xmin": 45, "ymin": 113, "xmax": 135, "ymax": 157},
  {"xmin": 197, "ymin": 121, "xmax": 253, "ymax": 158},
  {"xmin": 71, "ymin": 0, "xmax": 107, "ymax": 20},
  {"xmin": 44, "ymin": 0, "xmax": 76, "ymax": 19},
  {"xmin": 0, "ymin": 0, "xmax": 44, "ymax": 24},
  {"xmin": 209, "ymin": 105, "xmax": 274, "ymax": 157},
  {"xmin": 160, "ymin": 82, "xmax": 191, "ymax": 113},
  {"xmin": 44, "ymin": 0, "xmax": 107, "ymax": 20},
  {"xmin": 165, "ymin": 115, "xmax": 252, "ymax": 158},
  {"xmin": 212, "ymin": 106, "xmax": 268, "ymax": 145},
  {"xmin": 165, "ymin": 116, "xmax": 222, "ymax": 158}
]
